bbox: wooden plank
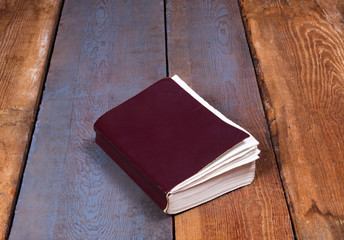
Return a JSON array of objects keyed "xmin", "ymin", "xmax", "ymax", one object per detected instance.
[
  {"xmin": 166, "ymin": 0, "xmax": 294, "ymax": 239},
  {"xmin": 0, "ymin": 1, "xmax": 62, "ymax": 239},
  {"xmin": 9, "ymin": 0, "xmax": 172, "ymax": 239},
  {"xmin": 241, "ymin": 0, "xmax": 344, "ymax": 239}
]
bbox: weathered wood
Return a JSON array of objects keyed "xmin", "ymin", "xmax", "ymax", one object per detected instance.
[
  {"xmin": 9, "ymin": 0, "xmax": 172, "ymax": 239},
  {"xmin": 167, "ymin": 0, "xmax": 294, "ymax": 239},
  {"xmin": 0, "ymin": 1, "xmax": 62, "ymax": 239},
  {"xmin": 241, "ymin": 0, "xmax": 344, "ymax": 239}
]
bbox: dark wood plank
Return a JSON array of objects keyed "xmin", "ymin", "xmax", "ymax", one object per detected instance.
[
  {"xmin": 9, "ymin": 0, "xmax": 172, "ymax": 239},
  {"xmin": 167, "ymin": 0, "xmax": 294, "ymax": 239},
  {"xmin": 241, "ymin": 0, "xmax": 344, "ymax": 238},
  {"xmin": 0, "ymin": 1, "xmax": 62, "ymax": 239}
]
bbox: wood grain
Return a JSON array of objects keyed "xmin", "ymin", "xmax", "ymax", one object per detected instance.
[
  {"xmin": 0, "ymin": 1, "xmax": 62, "ymax": 239},
  {"xmin": 167, "ymin": 0, "xmax": 294, "ymax": 239},
  {"xmin": 9, "ymin": 0, "xmax": 172, "ymax": 239},
  {"xmin": 241, "ymin": 0, "xmax": 344, "ymax": 239}
]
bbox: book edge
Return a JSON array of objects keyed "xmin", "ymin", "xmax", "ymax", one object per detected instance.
[
  {"xmin": 94, "ymin": 130, "xmax": 168, "ymax": 211},
  {"xmin": 165, "ymin": 161, "xmax": 256, "ymax": 214},
  {"xmin": 171, "ymin": 75, "xmax": 258, "ymax": 143}
]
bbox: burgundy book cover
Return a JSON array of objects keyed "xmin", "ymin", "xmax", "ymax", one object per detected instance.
[{"xmin": 94, "ymin": 77, "xmax": 249, "ymax": 211}]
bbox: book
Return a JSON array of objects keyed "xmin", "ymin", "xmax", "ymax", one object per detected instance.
[{"xmin": 94, "ymin": 75, "xmax": 260, "ymax": 214}]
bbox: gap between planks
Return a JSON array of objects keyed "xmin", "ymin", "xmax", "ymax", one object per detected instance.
[
  {"xmin": 237, "ymin": 0, "xmax": 298, "ymax": 238},
  {"xmin": 6, "ymin": 2, "xmax": 66, "ymax": 239},
  {"xmin": 0, "ymin": 1, "xmax": 64, "ymax": 239}
]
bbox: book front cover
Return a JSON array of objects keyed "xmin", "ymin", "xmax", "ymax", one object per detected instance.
[{"xmin": 94, "ymin": 78, "xmax": 249, "ymax": 193}]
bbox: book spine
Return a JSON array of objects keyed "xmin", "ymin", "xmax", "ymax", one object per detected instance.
[{"xmin": 94, "ymin": 131, "xmax": 168, "ymax": 211}]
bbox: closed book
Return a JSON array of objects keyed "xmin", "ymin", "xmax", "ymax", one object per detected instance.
[{"xmin": 94, "ymin": 75, "xmax": 260, "ymax": 214}]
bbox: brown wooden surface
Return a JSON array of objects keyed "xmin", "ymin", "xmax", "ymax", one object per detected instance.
[
  {"xmin": 241, "ymin": 0, "xmax": 344, "ymax": 239},
  {"xmin": 167, "ymin": 0, "xmax": 294, "ymax": 239},
  {"xmin": 0, "ymin": 1, "xmax": 62, "ymax": 239},
  {"xmin": 9, "ymin": 0, "xmax": 172, "ymax": 239}
]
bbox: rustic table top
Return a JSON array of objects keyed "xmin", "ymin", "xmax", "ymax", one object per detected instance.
[{"xmin": 1, "ymin": 0, "xmax": 343, "ymax": 239}]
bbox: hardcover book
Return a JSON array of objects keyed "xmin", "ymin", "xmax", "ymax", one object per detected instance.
[{"xmin": 94, "ymin": 75, "xmax": 260, "ymax": 214}]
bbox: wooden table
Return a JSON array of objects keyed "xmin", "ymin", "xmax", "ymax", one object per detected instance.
[{"xmin": 1, "ymin": 0, "xmax": 343, "ymax": 239}]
